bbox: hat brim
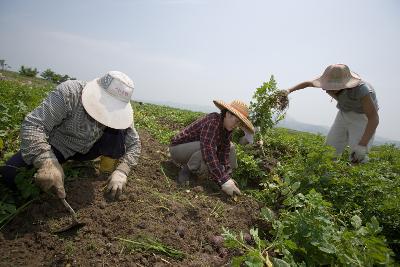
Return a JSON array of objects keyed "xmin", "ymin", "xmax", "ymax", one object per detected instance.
[
  {"xmin": 82, "ymin": 78, "xmax": 133, "ymax": 129},
  {"xmin": 213, "ymin": 100, "xmax": 255, "ymax": 134},
  {"xmin": 312, "ymin": 71, "xmax": 362, "ymax": 91}
]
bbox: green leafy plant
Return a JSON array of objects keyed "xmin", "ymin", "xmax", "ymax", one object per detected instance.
[
  {"xmin": 222, "ymin": 227, "xmax": 290, "ymax": 267},
  {"xmin": 0, "ymin": 198, "xmax": 35, "ymax": 231},
  {"xmin": 250, "ymin": 75, "xmax": 288, "ymax": 135},
  {"xmin": 134, "ymin": 102, "xmax": 202, "ymax": 144},
  {"xmin": 14, "ymin": 168, "xmax": 40, "ymax": 200},
  {"xmin": 232, "ymin": 144, "xmax": 265, "ymax": 187},
  {"xmin": 224, "ymin": 190, "xmax": 393, "ymax": 266},
  {"xmin": 0, "ymin": 79, "xmax": 52, "ymax": 159},
  {"xmin": 0, "ymin": 168, "xmax": 40, "ymax": 229}
]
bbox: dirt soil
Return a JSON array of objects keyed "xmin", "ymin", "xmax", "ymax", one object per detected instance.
[{"xmin": 0, "ymin": 130, "xmax": 263, "ymax": 267}]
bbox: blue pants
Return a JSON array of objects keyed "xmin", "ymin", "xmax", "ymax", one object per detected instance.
[{"xmin": 0, "ymin": 127, "xmax": 126, "ymax": 189}]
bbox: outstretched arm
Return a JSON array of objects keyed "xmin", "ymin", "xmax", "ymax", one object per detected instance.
[{"xmin": 287, "ymin": 81, "xmax": 315, "ymax": 94}]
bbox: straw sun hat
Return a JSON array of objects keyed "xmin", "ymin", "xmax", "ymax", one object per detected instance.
[
  {"xmin": 312, "ymin": 64, "xmax": 362, "ymax": 91},
  {"xmin": 82, "ymin": 71, "xmax": 134, "ymax": 129},
  {"xmin": 213, "ymin": 100, "xmax": 255, "ymax": 133}
]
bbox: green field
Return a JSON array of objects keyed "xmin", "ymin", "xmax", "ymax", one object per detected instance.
[{"xmin": 1, "ymin": 71, "xmax": 399, "ymax": 266}]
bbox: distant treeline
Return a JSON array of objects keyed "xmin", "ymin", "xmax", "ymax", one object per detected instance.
[
  {"xmin": 18, "ymin": 65, "xmax": 75, "ymax": 84},
  {"xmin": 1, "ymin": 59, "xmax": 75, "ymax": 84}
]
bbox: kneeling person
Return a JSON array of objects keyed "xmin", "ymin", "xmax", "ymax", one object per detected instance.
[
  {"xmin": 169, "ymin": 100, "xmax": 254, "ymax": 196},
  {"xmin": 0, "ymin": 71, "xmax": 141, "ymax": 200}
]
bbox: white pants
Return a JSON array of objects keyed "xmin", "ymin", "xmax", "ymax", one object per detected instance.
[{"xmin": 326, "ymin": 111, "xmax": 374, "ymax": 155}]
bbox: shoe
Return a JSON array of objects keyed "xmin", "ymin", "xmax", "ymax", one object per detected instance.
[{"xmin": 177, "ymin": 165, "xmax": 191, "ymax": 186}]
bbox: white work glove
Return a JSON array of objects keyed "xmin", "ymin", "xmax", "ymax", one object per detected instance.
[
  {"xmin": 221, "ymin": 179, "xmax": 241, "ymax": 196},
  {"xmin": 241, "ymin": 127, "xmax": 254, "ymax": 144},
  {"xmin": 239, "ymin": 126, "xmax": 259, "ymax": 145},
  {"xmin": 34, "ymin": 159, "xmax": 66, "ymax": 198},
  {"xmin": 350, "ymin": 144, "xmax": 368, "ymax": 163},
  {"xmin": 107, "ymin": 170, "xmax": 127, "ymax": 199}
]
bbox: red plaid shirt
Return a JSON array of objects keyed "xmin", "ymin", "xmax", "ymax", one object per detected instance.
[{"xmin": 171, "ymin": 112, "xmax": 232, "ymax": 185}]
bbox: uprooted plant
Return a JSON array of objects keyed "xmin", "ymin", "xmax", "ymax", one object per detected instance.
[{"xmin": 249, "ymin": 75, "xmax": 288, "ymax": 136}]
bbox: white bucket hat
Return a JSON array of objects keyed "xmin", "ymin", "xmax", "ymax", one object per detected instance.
[
  {"xmin": 312, "ymin": 64, "xmax": 362, "ymax": 91},
  {"xmin": 82, "ymin": 71, "xmax": 134, "ymax": 129}
]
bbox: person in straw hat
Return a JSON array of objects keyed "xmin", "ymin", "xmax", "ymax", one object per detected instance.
[
  {"xmin": 0, "ymin": 71, "xmax": 141, "ymax": 200},
  {"xmin": 169, "ymin": 100, "xmax": 254, "ymax": 196},
  {"xmin": 286, "ymin": 64, "xmax": 379, "ymax": 163}
]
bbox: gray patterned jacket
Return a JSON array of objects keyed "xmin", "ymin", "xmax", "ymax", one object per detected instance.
[{"xmin": 20, "ymin": 80, "xmax": 141, "ymax": 175}]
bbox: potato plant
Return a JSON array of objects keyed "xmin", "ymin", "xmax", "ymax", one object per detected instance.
[
  {"xmin": 225, "ymin": 190, "xmax": 394, "ymax": 266},
  {"xmin": 0, "ymin": 70, "xmax": 399, "ymax": 264},
  {"xmin": 227, "ymin": 75, "xmax": 398, "ymax": 264}
]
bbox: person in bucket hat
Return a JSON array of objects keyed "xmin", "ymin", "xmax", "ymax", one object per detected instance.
[
  {"xmin": 0, "ymin": 71, "xmax": 141, "ymax": 200},
  {"xmin": 169, "ymin": 99, "xmax": 254, "ymax": 196},
  {"xmin": 285, "ymin": 64, "xmax": 379, "ymax": 163}
]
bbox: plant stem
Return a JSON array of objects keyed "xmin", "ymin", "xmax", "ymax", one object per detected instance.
[{"xmin": 0, "ymin": 198, "xmax": 36, "ymax": 230}]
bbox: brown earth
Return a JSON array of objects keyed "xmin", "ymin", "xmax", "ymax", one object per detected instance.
[{"xmin": 0, "ymin": 130, "xmax": 262, "ymax": 267}]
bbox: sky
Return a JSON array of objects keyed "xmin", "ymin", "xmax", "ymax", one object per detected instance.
[{"xmin": 0, "ymin": 0, "xmax": 399, "ymax": 140}]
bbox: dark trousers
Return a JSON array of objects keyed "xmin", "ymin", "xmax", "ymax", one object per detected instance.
[{"xmin": 0, "ymin": 128, "xmax": 126, "ymax": 189}]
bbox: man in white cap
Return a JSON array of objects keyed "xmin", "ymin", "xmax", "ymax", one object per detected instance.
[
  {"xmin": 0, "ymin": 71, "xmax": 141, "ymax": 200},
  {"xmin": 169, "ymin": 100, "xmax": 255, "ymax": 197},
  {"xmin": 286, "ymin": 64, "xmax": 379, "ymax": 163}
]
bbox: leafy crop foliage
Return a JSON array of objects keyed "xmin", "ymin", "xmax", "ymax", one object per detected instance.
[
  {"xmin": 0, "ymin": 71, "xmax": 53, "ymax": 229},
  {"xmin": 132, "ymin": 76, "xmax": 399, "ymax": 264},
  {"xmin": 228, "ymin": 76, "xmax": 398, "ymax": 265},
  {"xmin": 0, "ymin": 75, "xmax": 53, "ymax": 163},
  {"xmin": 0, "ymin": 71, "xmax": 399, "ymax": 264},
  {"xmin": 224, "ymin": 190, "xmax": 393, "ymax": 266},
  {"xmin": 134, "ymin": 103, "xmax": 203, "ymax": 144},
  {"xmin": 230, "ymin": 129, "xmax": 398, "ymax": 265}
]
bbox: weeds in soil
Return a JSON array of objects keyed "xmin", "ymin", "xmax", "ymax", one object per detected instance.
[
  {"xmin": 64, "ymin": 240, "xmax": 75, "ymax": 257},
  {"xmin": 209, "ymin": 201, "xmax": 225, "ymax": 219},
  {"xmin": 117, "ymin": 236, "xmax": 185, "ymax": 260},
  {"xmin": 160, "ymin": 165, "xmax": 171, "ymax": 186},
  {"xmin": 86, "ymin": 241, "xmax": 97, "ymax": 251},
  {"xmin": 151, "ymin": 190, "xmax": 195, "ymax": 209}
]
